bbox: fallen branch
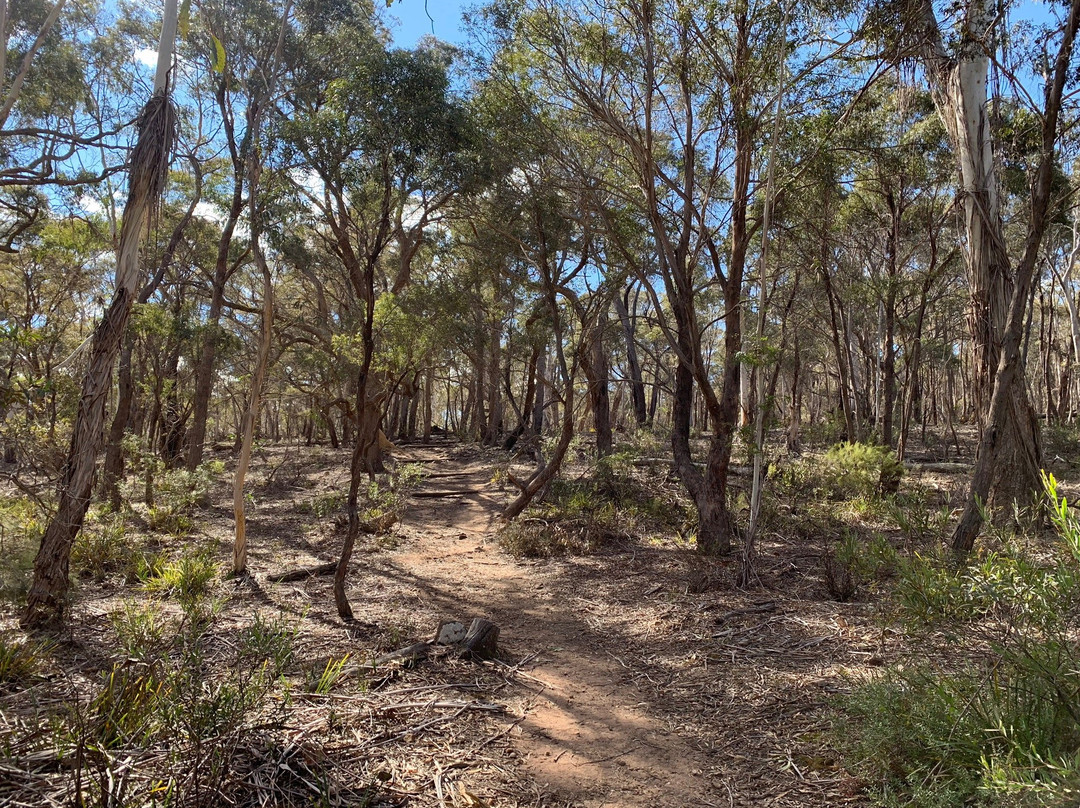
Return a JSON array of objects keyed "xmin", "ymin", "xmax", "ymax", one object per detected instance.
[
  {"xmin": 412, "ymin": 490, "xmax": 482, "ymax": 498},
  {"xmin": 709, "ymin": 601, "xmax": 778, "ymax": 622},
  {"xmin": 267, "ymin": 561, "xmax": 336, "ymax": 583}
]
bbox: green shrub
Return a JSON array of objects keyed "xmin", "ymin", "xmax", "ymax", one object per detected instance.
[
  {"xmin": 238, "ymin": 611, "xmax": 297, "ymax": 675},
  {"xmin": 142, "ymin": 546, "xmax": 219, "ymax": 617},
  {"xmin": 146, "ymin": 461, "xmax": 223, "ymax": 534},
  {"xmin": 125, "ymin": 549, "xmax": 168, "ymax": 584},
  {"xmin": 500, "ymin": 466, "xmax": 685, "ymax": 557},
  {"xmin": 826, "ymin": 531, "xmax": 900, "ymax": 601},
  {"xmin": 111, "ymin": 600, "xmax": 170, "ymax": 663},
  {"xmin": 836, "ymin": 472, "xmax": 1080, "ymax": 806},
  {"xmin": 823, "ymin": 442, "xmax": 904, "ymax": 499},
  {"xmin": 72, "ymin": 511, "xmax": 131, "ymax": 579},
  {"xmin": 0, "ymin": 496, "xmax": 43, "ymax": 601},
  {"xmin": 0, "ymin": 634, "xmax": 50, "ymax": 686},
  {"xmin": 304, "ymin": 654, "xmax": 350, "ymax": 694},
  {"xmin": 89, "ymin": 663, "xmax": 165, "ymax": 748},
  {"xmin": 501, "ymin": 508, "xmax": 616, "ymax": 557},
  {"xmin": 297, "ymin": 490, "xmax": 345, "ymax": 517}
]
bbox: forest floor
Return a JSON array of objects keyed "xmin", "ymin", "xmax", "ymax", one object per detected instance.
[{"xmin": 2, "ymin": 435, "xmax": 1013, "ymax": 807}]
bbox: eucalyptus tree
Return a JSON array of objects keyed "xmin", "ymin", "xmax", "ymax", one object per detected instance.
[
  {"xmin": 901, "ymin": 0, "xmax": 1080, "ymax": 550},
  {"xmin": 231, "ymin": 0, "xmax": 292, "ymax": 576},
  {"xmin": 280, "ymin": 24, "xmax": 482, "ymax": 617},
  {"xmin": 0, "ymin": 0, "xmax": 136, "ymax": 250},
  {"xmin": 499, "ymin": 0, "xmax": 859, "ymax": 554},
  {"xmin": 185, "ymin": 0, "xmax": 297, "ymax": 471},
  {"xmin": 833, "ymin": 82, "xmax": 955, "ymax": 448},
  {"xmin": 22, "ymin": 0, "xmax": 179, "ymax": 628}
]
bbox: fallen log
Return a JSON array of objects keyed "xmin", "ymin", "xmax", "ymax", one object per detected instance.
[
  {"xmin": 412, "ymin": 490, "xmax": 482, "ymax": 498},
  {"xmin": 267, "ymin": 561, "xmax": 337, "ymax": 583}
]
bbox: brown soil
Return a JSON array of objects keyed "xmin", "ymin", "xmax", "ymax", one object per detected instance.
[{"xmin": 319, "ymin": 440, "xmax": 883, "ymax": 807}]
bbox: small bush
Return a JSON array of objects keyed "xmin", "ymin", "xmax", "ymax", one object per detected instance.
[
  {"xmin": 125, "ymin": 549, "xmax": 168, "ymax": 584},
  {"xmin": 823, "ymin": 442, "xmax": 904, "ymax": 499},
  {"xmin": 142, "ymin": 546, "xmax": 219, "ymax": 617},
  {"xmin": 146, "ymin": 461, "xmax": 223, "ymax": 534},
  {"xmin": 0, "ymin": 496, "xmax": 43, "ymax": 601},
  {"xmin": 111, "ymin": 600, "xmax": 170, "ymax": 663},
  {"xmin": 297, "ymin": 490, "xmax": 345, "ymax": 517},
  {"xmin": 72, "ymin": 511, "xmax": 131, "ymax": 579},
  {"xmin": 501, "ymin": 510, "xmax": 616, "ymax": 557},
  {"xmin": 824, "ymin": 531, "xmax": 899, "ymax": 601},
  {"xmin": 239, "ymin": 611, "xmax": 297, "ymax": 674},
  {"xmin": 500, "ymin": 465, "xmax": 687, "ymax": 557},
  {"xmin": 304, "ymin": 654, "xmax": 350, "ymax": 694},
  {"xmin": 0, "ymin": 634, "xmax": 49, "ymax": 686},
  {"xmin": 836, "ymin": 472, "xmax": 1080, "ymax": 806}
]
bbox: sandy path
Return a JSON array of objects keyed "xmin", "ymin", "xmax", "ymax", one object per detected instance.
[{"xmin": 387, "ymin": 444, "xmax": 714, "ymax": 808}]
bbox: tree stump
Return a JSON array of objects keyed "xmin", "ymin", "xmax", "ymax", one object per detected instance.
[
  {"xmin": 366, "ymin": 618, "xmax": 501, "ymax": 667},
  {"xmin": 456, "ymin": 618, "xmax": 499, "ymax": 660}
]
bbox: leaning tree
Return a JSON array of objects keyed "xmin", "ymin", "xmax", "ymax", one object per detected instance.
[{"xmin": 22, "ymin": 0, "xmax": 179, "ymax": 628}]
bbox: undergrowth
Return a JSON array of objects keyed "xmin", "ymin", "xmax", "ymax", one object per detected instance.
[
  {"xmin": 146, "ymin": 460, "xmax": 224, "ymax": 534},
  {"xmin": 501, "ymin": 451, "xmax": 688, "ymax": 557},
  {"xmin": 0, "ymin": 559, "xmax": 305, "ymax": 806},
  {"xmin": 835, "ymin": 472, "xmax": 1080, "ymax": 807},
  {"xmin": 0, "ymin": 495, "xmax": 43, "ymax": 601}
]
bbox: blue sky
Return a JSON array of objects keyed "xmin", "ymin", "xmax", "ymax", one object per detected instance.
[{"xmin": 387, "ymin": 0, "xmax": 468, "ymax": 47}]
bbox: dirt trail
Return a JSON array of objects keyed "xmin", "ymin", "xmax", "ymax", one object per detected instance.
[{"xmin": 386, "ymin": 443, "xmax": 713, "ymax": 807}]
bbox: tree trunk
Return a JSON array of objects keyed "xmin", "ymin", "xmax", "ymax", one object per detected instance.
[
  {"xmin": 100, "ymin": 158, "xmax": 200, "ymax": 509},
  {"xmin": 422, "ymin": 370, "xmax": 433, "ymax": 443},
  {"xmin": 232, "ymin": 1, "xmax": 288, "ymax": 575},
  {"xmin": 532, "ymin": 346, "xmax": 547, "ymax": 436},
  {"xmin": 187, "ymin": 66, "xmax": 255, "ymax": 472},
  {"xmin": 948, "ymin": 0, "xmax": 1079, "ymax": 550},
  {"xmin": 22, "ymin": 9, "xmax": 177, "ymax": 628},
  {"xmin": 101, "ymin": 337, "xmax": 134, "ymax": 512},
  {"xmin": 587, "ymin": 306, "xmax": 612, "ymax": 458},
  {"xmin": 614, "ymin": 285, "xmax": 647, "ymax": 426}
]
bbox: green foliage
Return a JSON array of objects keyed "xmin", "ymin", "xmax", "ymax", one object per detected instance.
[
  {"xmin": 51, "ymin": 600, "xmax": 301, "ymax": 802},
  {"xmin": 501, "ymin": 459, "xmax": 687, "ymax": 557},
  {"xmin": 111, "ymin": 600, "xmax": 170, "ymax": 663},
  {"xmin": 836, "ymin": 473, "xmax": 1080, "ymax": 806},
  {"xmin": 822, "ymin": 442, "xmax": 904, "ymax": 499},
  {"xmin": 836, "ymin": 531, "xmax": 900, "ymax": 583},
  {"xmin": 238, "ymin": 612, "xmax": 297, "ymax": 675},
  {"xmin": 141, "ymin": 545, "xmax": 219, "ymax": 618},
  {"xmin": 147, "ymin": 461, "xmax": 223, "ymax": 534},
  {"xmin": 887, "ymin": 492, "xmax": 953, "ymax": 547},
  {"xmin": 297, "ymin": 490, "xmax": 345, "ymax": 517},
  {"xmin": 304, "ymin": 654, "xmax": 350, "ymax": 695},
  {"xmin": 125, "ymin": 549, "xmax": 168, "ymax": 585},
  {"xmin": 0, "ymin": 496, "xmax": 44, "ymax": 601},
  {"xmin": 72, "ymin": 511, "xmax": 130, "ymax": 580},
  {"xmin": 0, "ymin": 634, "xmax": 50, "ymax": 686},
  {"xmin": 89, "ymin": 662, "xmax": 166, "ymax": 749}
]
